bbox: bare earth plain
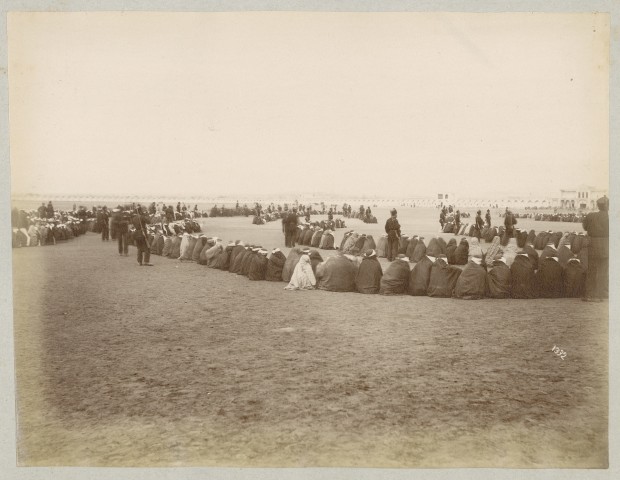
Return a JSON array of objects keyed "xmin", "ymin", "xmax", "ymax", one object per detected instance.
[{"xmin": 12, "ymin": 207, "xmax": 608, "ymax": 467}]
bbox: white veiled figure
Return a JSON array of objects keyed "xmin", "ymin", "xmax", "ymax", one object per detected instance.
[
  {"xmin": 284, "ymin": 254, "xmax": 316, "ymax": 290},
  {"xmin": 178, "ymin": 232, "xmax": 192, "ymax": 259},
  {"xmin": 503, "ymin": 237, "xmax": 519, "ymax": 267},
  {"xmin": 468, "ymin": 237, "xmax": 483, "ymax": 261}
]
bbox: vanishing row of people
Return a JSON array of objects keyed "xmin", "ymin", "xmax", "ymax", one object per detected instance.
[
  {"xmin": 11, "ymin": 210, "xmax": 90, "ymax": 248},
  {"xmin": 282, "ymin": 241, "xmax": 589, "ymax": 298},
  {"xmin": 138, "ymin": 230, "xmax": 592, "ymax": 298}
]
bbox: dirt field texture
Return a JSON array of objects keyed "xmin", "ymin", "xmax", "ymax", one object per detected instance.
[{"xmin": 12, "ymin": 208, "xmax": 607, "ymax": 467}]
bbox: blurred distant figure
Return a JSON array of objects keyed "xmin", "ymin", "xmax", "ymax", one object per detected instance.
[
  {"xmin": 582, "ymin": 196, "xmax": 609, "ymax": 301},
  {"xmin": 474, "ymin": 210, "xmax": 484, "ymax": 239},
  {"xmin": 100, "ymin": 206, "xmax": 110, "ymax": 241},
  {"xmin": 117, "ymin": 210, "xmax": 131, "ymax": 256},
  {"xmin": 454, "ymin": 210, "xmax": 461, "ymax": 235},
  {"xmin": 46, "ymin": 201, "xmax": 54, "ymax": 219},
  {"xmin": 132, "ymin": 206, "xmax": 152, "ymax": 266},
  {"xmin": 485, "ymin": 209, "xmax": 491, "ymax": 228},
  {"xmin": 284, "ymin": 207, "xmax": 298, "ymax": 247},
  {"xmin": 439, "ymin": 208, "xmax": 446, "ymax": 230},
  {"xmin": 503, "ymin": 209, "xmax": 517, "ymax": 245}
]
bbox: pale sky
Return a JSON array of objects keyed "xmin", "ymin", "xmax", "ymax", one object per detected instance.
[{"xmin": 8, "ymin": 12, "xmax": 609, "ymax": 198}]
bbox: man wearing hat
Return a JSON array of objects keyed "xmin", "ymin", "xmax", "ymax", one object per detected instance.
[
  {"xmin": 284, "ymin": 207, "xmax": 299, "ymax": 247},
  {"xmin": 384, "ymin": 208, "xmax": 401, "ymax": 262},
  {"xmin": 475, "ymin": 210, "xmax": 484, "ymax": 240},
  {"xmin": 132, "ymin": 206, "xmax": 153, "ymax": 266},
  {"xmin": 503, "ymin": 209, "xmax": 517, "ymax": 241},
  {"xmin": 582, "ymin": 195, "xmax": 609, "ymax": 301}
]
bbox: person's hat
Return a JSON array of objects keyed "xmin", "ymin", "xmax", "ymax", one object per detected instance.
[
  {"xmin": 390, "ymin": 208, "xmax": 397, "ymax": 215},
  {"xmin": 301, "ymin": 248, "xmax": 310, "ymax": 254},
  {"xmin": 597, "ymin": 196, "xmax": 609, "ymax": 210},
  {"xmin": 272, "ymin": 248, "xmax": 281, "ymax": 253},
  {"xmin": 259, "ymin": 249, "xmax": 268, "ymax": 255},
  {"xmin": 365, "ymin": 249, "xmax": 377, "ymax": 258},
  {"xmin": 396, "ymin": 254, "xmax": 407, "ymax": 260}
]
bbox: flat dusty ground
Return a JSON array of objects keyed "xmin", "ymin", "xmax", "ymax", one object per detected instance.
[{"xmin": 11, "ymin": 209, "xmax": 607, "ymax": 467}]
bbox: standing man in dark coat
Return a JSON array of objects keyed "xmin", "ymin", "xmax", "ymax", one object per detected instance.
[
  {"xmin": 384, "ymin": 208, "xmax": 401, "ymax": 262},
  {"xmin": 100, "ymin": 206, "xmax": 110, "ymax": 241},
  {"xmin": 582, "ymin": 196, "xmax": 609, "ymax": 301},
  {"xmin": 454, "ymin": 210, "xmax": 461, "ymax": 235},
  {"xmin": 285, "ymin": 207, "xmax": 299, "ymax": 247},
  {"xmin": 132, "ymin": 206, "xmax": 153, "ymax": 266},
  {"xmin": 504, "ymin": 209, "xmax": 517, "ymax": 239},
  {"xmin": 474, "ymin": 210, "xmax": 484, "ymax": 240},
  {"xmin": 117, "ymin": 210, "xmax": 131, "ymax": 256},
  {"xmin": 485, "ymin": 209, "xmax": 491, "ymax": 228}
]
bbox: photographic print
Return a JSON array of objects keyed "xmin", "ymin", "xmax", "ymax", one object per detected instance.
[{"xmin": 4, "ymin": 5, "xmax": 613, "ymax": 474}]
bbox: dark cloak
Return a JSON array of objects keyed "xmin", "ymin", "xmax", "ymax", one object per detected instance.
[
  {"xmin": 376, "ymin": 236, "xmax": 388, "ymax": 257},
  {"xmin": 445, "ymin": 238, "xmax": 457, "ymax": 265},
  {"xmin": 408, "ymin": 255, "xmax": 434, "ymax": 296},
  {"xmin": 411, "ymin": 239, "xmax": 427, "ymax": 263},
  {"xmin": 379, "ymin": 259, "xmax": 410, "ymax": 295},
  {"xmin": 405, "ymin": 237, "xmax": 419, "ymax": 261},
  {"xmin": 316, "ymin": 255, "xmax": 358, "ymax": 292},
  {"xmin": 453, "ymin": 238, "xmax": 469, "ymax": 265},
  {"xmin": 240, "ymin": 251, "xmax": 255, "ymax": 276},
  {"xmin": 320, "ymin": 232, "xmax": 335, "ymax": 250},
  {"xmin": 485, "ymin": 227, "xmax": 498, "ymax": 243},
  {"xmin": 310, "ymin": 230, "xmax": 323, "ymax": 248},
  {"xmin": 539, "ymin": 244, "xmax": 559, "ymax": 263},
  {"xmin": 309, "ymin": 250, "xmax": 323, "ymax": 275},
  {"xmin": 557, "ymin": 245, "xmax": 576, "ymax": 267},
  {"xmin": 486, "ymin": 260, "xmax": 512, "ymax": 299},
  {"xmin": 192, "ymin": 237, "xmax": 207, "ymax": 262},
  {"xmin": 453, "ymin": 261, "xmax": 487, "ymax": 299},
  {"xmin": 536, "ymin": 258, "xmax": 564, "ymax": 298},
  {"xmin": 351, "ymin": 235, "xmax": 367, "ymax": 256},
  {"xmin": 230, "ymin": 248, "xmax": 250, "ymax": 274},
  {"xmin": 355, "ymin": 256, "xmax": 383, "ymax": 294},
  {"xmin": 214, "ymin": 245, "xmax": 233, "ymax": 270},
  {"xmin": 169, "ymin": 236, "xmax": 182, "ymax": 258},
  {"xmin": 362, "ymin": 235, "xmax": 376, "ymax": 251},
  {"xmin": 161, "ymin": 236, "xmax": 172, "ymax": 257},
  {"xmin": 523, "ymin": 244, "xmax": 539, "ymax": 271},
  {"xmin": 563, "ymin": 259, "xmax": 586, "ymax": 298},
  {"xmin": 510, "ymin": 254, "xmax": 538, "ymax": 298},
  {"xmin": 282, "ymin": 247, "xmax": 304, "ymax": 282},
  {"xmin": 436, "ymin": 237, "xmax": 447, "ymax": 254},
  {"xmin": 248, "ymin": 255, "xmax": 269, "ymax": 281},
  {"xmin": 426, "ymin": 238, "xmax": 442, "ymax": 257},
  {"xmin": 266, "ymin": 251, "xmax": 287, "ymax": 281},
  {"xmin": 427, "ymin": 260, "xmax": 462, "ymax": 298},
  {"xmin": 302, "ymin": 228, "xmax": 314, "ymax": 246},
  {"xmin": 229, "ymin": 244, "xmax": 245, "ymax": 270}
]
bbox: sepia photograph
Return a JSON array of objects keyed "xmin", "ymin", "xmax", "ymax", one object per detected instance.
[{"xmin": 1, "ymin": 1, "xmax": 618, "ymax": 479}]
